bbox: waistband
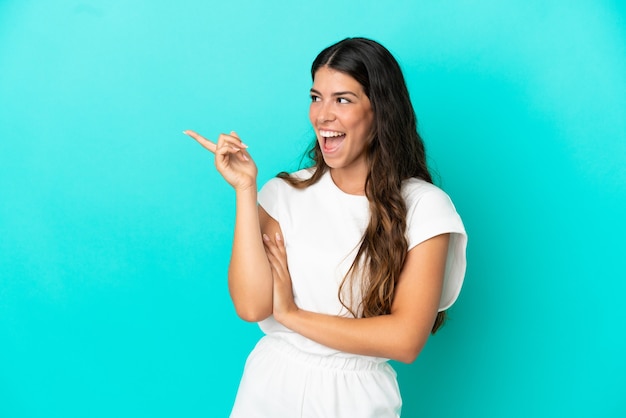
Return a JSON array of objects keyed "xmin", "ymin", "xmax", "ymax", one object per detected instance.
[{"xmin": 258, "ymin": 335, "xmax": 390, "ymax": 372}]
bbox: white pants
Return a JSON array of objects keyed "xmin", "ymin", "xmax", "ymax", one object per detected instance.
[{"xmin": 230, "ymin": 336, "xmax": 402, "ymax": 418}]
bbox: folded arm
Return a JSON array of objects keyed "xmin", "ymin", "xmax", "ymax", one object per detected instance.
[{"xmin": 265, "ymin": 233, "xmax": 450, "ymax": 363}]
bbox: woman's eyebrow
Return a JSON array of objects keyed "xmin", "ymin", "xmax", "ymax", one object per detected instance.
[{"xmin": 310, "ymin": 88, "xmax": 359, "ymax": 98}]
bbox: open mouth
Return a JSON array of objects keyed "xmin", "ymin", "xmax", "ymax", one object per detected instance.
[{"xmin": 319, "ymin": 130, "xmax": 346, "ymax": 153}]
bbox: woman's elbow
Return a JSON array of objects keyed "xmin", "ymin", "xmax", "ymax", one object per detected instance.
[
  {"xmin": 233, "ymin": 304, "xmax": 272, "ymax": 322},
  {"xmin": 391, "ymin": 339, "xmax": 428, "ymax": 364},
  {"xmin": 228, "ymin": 284, "xmax": 273, "ymax": 322},
  {"xmin": 393, "ymin": 349, "xmax": 419, "ymax": 364}
]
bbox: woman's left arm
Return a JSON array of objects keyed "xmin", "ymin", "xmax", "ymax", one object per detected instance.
[{"xmin": 264, "ymin": 232, "xmax": 450, "ymax": 364}]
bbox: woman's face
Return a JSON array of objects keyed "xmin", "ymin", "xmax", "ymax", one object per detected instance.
[{"xmin": 309, "ymin": 66, "xmax": 374, "ymax": 175}]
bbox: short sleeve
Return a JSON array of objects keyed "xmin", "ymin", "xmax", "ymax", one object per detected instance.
[
  {"xmin": 258, "ymin": 177, "xmax": 283, "ymax": 222},
  {"xmin": 406, "ymin": 188, "xmax": 467, "ymax": 311},
  {"xmin": 258, "ymin": 170, "xmax": 313, "ymax": 223}
]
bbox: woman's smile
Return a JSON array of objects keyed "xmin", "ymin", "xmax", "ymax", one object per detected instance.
[{"xmin": 319, "ymin": 129, "xmax": 346, "ymax": 153}]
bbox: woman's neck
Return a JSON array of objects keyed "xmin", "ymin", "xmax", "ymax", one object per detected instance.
[{"xmin": 329, "ymin": 166, "xmax": 368, "ymax": 196}]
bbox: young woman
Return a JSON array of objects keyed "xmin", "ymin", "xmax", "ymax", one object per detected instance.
[{"xmin": 184, "ymin": 37, "xmax": 467, "ymax": 418}]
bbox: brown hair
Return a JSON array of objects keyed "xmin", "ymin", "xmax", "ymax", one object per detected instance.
[{"xmin": 279, "ymin": 38, "xmax": 446, "ymax": 333}]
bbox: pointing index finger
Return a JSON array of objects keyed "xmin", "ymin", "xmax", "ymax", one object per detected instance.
[{"xmin": 183, "ymin": 130, "xmax": 217, "ymax": 153}]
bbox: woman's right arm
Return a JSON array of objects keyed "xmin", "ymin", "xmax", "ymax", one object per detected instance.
[
  {"xmin": 184, "ymin": 130, "xmax": 275, "ymax": 322},
  {"xmin": 228, "ymin": 189, "xmax": 276, "ymax": 321}
]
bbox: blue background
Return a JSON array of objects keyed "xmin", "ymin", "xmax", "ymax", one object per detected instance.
[{"xmin": 1, "ymin": 1, "xmax": 625, "ymax": 417}]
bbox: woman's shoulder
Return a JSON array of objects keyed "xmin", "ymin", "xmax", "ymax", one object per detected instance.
[
  {"xmin": 290, "ymin": 167, "xmax": 316, "ymax": 181},
  {"xmin": 401, "ymin": 177, "xmax": 445, "ymax": 197},
  {"xmin": 401, "ymin": 178, "xmax": 458, "ymax": 210},
  {"xmin": 260, "ymin": 168, "xmax": 316, "ymax": 193}
]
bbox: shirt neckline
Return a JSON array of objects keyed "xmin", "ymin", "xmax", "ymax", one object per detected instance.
[{"xmin": 322, "ymin": 170, "xmax": 368, "ymax": 201}]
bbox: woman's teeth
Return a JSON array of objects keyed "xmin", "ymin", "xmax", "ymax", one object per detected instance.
[{"xmin": 320, "ymin": 130, "xmax": 345, "ymax": 138}]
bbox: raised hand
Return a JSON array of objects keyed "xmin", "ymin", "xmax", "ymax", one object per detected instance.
[
  {"xmin": 183, "ymin": 130, "xmax": 258, "ymax": 191},
  {"xmin": 263, "ymin": 232, "xmax": 298, "ymax": 322}
]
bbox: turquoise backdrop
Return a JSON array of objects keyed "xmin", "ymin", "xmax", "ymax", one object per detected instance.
[{"xmin": 1, "ymin": 1, "xmax": 625, "ymax": 417}]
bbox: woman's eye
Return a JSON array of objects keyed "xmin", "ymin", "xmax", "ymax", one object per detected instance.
[
  {"xmin": 310, "ymin": 95, "xmax": 321, "ymax": 102},
  {"xmin": 337, "ymin": 97, "xmax": 350, "ymax": 104}
]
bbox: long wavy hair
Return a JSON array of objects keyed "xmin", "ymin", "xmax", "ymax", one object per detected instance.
[{"xmin": 278, "ymin": 37, "xmax": 446, "ymax": 333}]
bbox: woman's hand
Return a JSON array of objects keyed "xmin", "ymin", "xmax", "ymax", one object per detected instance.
[
  {"xmin": 263, "ymin": 233, "xmax": 298, "ymax": 322},
  {"xmin": 184, "ymin": 130, "xmax": 257, "ymax": 191}
]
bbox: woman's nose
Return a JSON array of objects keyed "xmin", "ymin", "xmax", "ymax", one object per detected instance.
[{"xmin": 317, "ymin": 102, "xmax": 335, "ymax": 124}]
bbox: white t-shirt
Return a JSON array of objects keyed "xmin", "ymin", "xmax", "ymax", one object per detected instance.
[{"xmin": 257, "ymin": 168, "xmax": 467, "ymax": 358}]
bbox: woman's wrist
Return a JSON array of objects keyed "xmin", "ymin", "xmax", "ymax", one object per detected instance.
[
  {"xmin": 234, "ymin": 183, "xmax": 258, "ymax": 198},
  {"xmin": 275, "ymin": 305, "xmax": 302, "ymax": 331}
]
